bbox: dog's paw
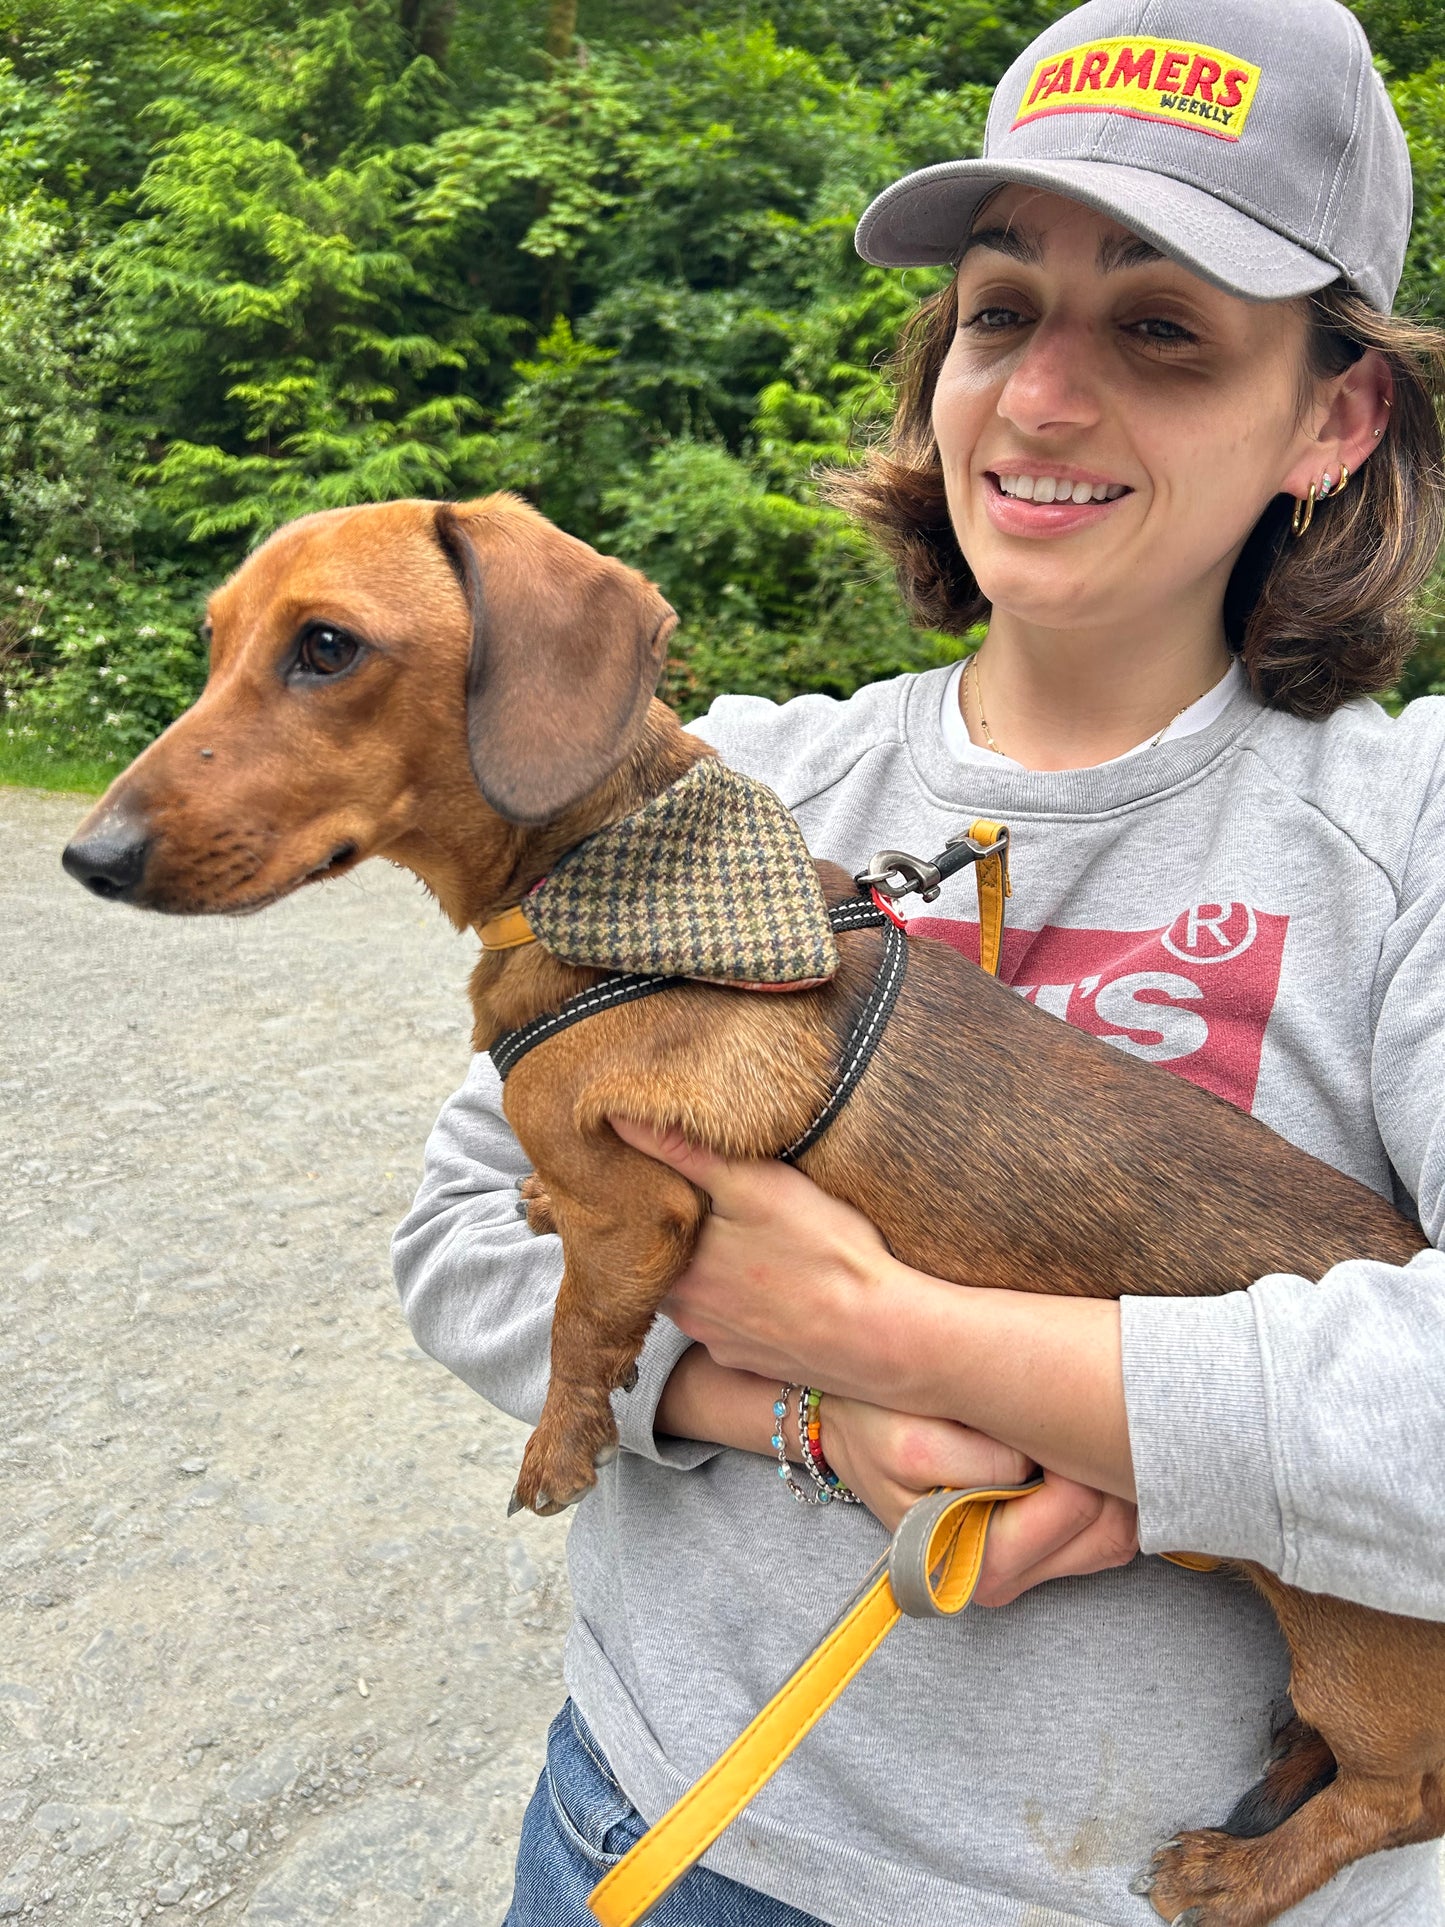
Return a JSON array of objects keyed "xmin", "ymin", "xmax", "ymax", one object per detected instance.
[
  {"xmin": 1136, "ymin": 1830, "xmax": 1268, "ymax": 1927},
  {"xmin": 510, "ymin": 1402, "xmax": 619, "ymax": 1518},
  {"xmin": 516, "ymin": 1172, "xmax": 557, "ymax": 1237}
]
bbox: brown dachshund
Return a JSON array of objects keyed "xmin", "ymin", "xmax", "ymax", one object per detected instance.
[{"xmin": 63, "ymin": 494, "xmax": 1445, "ymax": 1927}]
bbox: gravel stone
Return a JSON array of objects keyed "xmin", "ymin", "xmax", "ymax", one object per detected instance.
[{"xmin": 4, "ymin": 789, "xmax": 571, "ymax": 1924}]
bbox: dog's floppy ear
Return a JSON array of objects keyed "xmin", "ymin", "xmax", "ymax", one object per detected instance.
[{"xmin": 435, "ymin": 500, "xmax": 676, "ymax": 825}]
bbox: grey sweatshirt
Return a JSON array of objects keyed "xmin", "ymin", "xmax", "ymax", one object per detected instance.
[{"xmin": 392, "ymin": 666, "xmax": 1445, "ymax": 1927}]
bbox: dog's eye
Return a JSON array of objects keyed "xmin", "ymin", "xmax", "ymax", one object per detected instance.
[{"xmin": 297, "ymin": 625, "xmax": 360, "ymax": 677}]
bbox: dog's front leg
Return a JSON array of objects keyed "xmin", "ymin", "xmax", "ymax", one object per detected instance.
[{"xmin": 508, "ymin": 1137, "xmax": 708, "ymax": 1517}]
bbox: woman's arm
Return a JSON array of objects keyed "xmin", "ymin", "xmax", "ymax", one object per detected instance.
[
  {"xmin": 655, "ymin": 1340, "xmax": 1138, "ymax": 1606},
  {"xmin": 625, "ymin": 1119, "xmax": 1134, "ymax": 1489},
  {"xmin": 641, "ymin": 1134, "xmax": 1141, "ymax": 1605},
  {"xmin": 615, "ymin": 1109, "xmax": 1445, "ymax": 1623}
]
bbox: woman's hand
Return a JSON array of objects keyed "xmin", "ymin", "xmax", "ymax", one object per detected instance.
[
  {"xmin": 610, "ymin": 1117, "xmax": 896, "ymax": 1393},
  {"xmin": 822, "ymin": 1396, "xmax": 1138, "ymax": 1606},
  {"xmin": 618, "ymin": 1118, "xmax": 1141, "ymax": 1605}
]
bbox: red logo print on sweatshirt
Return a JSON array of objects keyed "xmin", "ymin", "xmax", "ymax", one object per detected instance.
[{"xmin": 910, "ymin": 900, "xmax": 1289, "ymax": 1112}]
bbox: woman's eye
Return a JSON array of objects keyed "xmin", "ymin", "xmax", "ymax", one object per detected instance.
[
  {"xmin": 966, "ymin": 305, "xmax": 1028, "ymax": 333},
  {"xmin": 1129, "ymin": 317, "xmax": 1198, "ymax": 347},
  {"xmin": 297, "ymin": 626, "xmax": 360, "ymax": 677}
]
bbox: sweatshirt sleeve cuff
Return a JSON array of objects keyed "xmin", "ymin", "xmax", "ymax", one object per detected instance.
[
  {"xmin": 611, "ymin": 1313, "xmax": 724, "ymax": 1471},
  {"xmin": 1120, "ymin": 1291, "xmax": 1287, "ymax": 1572}
]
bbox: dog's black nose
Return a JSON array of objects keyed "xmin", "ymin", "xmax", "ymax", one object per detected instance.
[{"xmin": 62, "ymin": 822, "xmax": 151, "ymax": 901}]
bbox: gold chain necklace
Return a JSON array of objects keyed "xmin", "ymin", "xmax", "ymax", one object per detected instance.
[{"xmin": 965, "ymin": 652, "xmax": 1208, "ymax": 762}]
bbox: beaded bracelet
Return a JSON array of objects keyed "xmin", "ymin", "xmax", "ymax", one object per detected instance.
[
  {"xmin": 771, "ymin": 1384, "xmax": 819, "ymax": 1504},
  {"xmin": 798, "ymin": 1385, "xmax": 860, "ymax": 1505}
]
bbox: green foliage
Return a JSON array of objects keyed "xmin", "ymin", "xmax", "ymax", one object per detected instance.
[
  {"xmin": 3, "ymin": 560, "xmax": 208, "ymax": 764},
  {"xmin": 2, "ymin": 0, "xmax": 1445, "ymax": 762}
]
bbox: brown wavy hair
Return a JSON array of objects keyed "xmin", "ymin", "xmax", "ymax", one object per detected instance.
[{"xmin": 823, "ymin": 281, "xmax": 1445, "ymax": 717}]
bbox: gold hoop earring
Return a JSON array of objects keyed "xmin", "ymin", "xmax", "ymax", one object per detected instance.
[
  {"xmin": 1291, "ymin": 483, "xmax": 1317, "ymax": 538},
  {"xmin": 1337, "ymin": 463, "xmax": 1350, "ymax": 492}
]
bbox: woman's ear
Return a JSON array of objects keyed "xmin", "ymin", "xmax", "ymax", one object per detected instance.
[
  {"xmin": 435, "ymin": 499, "xmax": 677, "ymax": 825},
  {"xmin": 1283, "ymin": 346, "xmax": 1394, "ymax": 500}
]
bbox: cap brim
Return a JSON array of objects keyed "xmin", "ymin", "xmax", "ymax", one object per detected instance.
[{"xmin": 855, "ymin": 157, "xmax": 1342, "ymax": 303}]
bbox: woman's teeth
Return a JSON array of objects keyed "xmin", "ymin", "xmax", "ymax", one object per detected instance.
[{"xmin": 995, "ymin": 475, "xmax": 1127, "ymax": 504}]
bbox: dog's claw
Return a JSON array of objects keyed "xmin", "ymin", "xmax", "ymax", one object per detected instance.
[
  {"xmin": 1171, "ymin": 1913, "xmax": 1203, "ymax": 1926},
  {"xmin": 1128, "ymin": 1871, "xmax": 1155, "ymax": 1896},
  {"xmin": 507, "ymin": 1487, "xmax": 524, "ymax": 1517},
  {"xmin": 619, "ymin": 1362, "xmax": 639, "ymax": 1393},
  {"xmin": 515, "ymin": 1200, "xmax": 529, "ymax": 1219},
  {"xmin": 594, "ymin": 1442, "xmax": 619, "ymax": 1468}
]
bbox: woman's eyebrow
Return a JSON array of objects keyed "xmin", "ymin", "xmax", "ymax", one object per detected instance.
[
  {"xmin": 1097, "ymin": 234, "xmax": 1167, "ymax": 273},
  {"xmin": 958, "ymin": 225, "xmax": 1043, "ymax": 266},
  {"xmin": 958, "ymin": 228, "xmax": 1166, "ymax": 274}
]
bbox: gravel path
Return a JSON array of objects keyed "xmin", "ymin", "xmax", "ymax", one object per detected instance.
[{"xmin": 2, "ymin": 785, "xmax": 570, "ymax": 1927}]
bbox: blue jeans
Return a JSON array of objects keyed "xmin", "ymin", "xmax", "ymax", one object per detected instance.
[{"xmin": 504, "ymin": 1700, "xmax": 826, "ymax": 1926}]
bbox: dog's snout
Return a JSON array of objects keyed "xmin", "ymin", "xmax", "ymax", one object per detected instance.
[{"xmin": 62, "ymin": 820, "xmax": 152, "ymax": 901}]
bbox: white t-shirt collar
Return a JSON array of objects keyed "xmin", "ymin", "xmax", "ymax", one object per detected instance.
[{"xmin": 939, "ymin": 655, "xmax": 1244, "ymax": 772}]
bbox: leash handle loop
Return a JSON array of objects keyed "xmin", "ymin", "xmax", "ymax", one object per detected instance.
[
  {"xmin": 964, "ymin": 819, "xmax": 1011, "ymax": 978},
  {"xmin": 886, "ymin": 1475, "xmax": 1038, "ymax": 1617},
  {"xmin": 586, "ymin": 1479, "xmax": 1041, "ymax": 1927}
]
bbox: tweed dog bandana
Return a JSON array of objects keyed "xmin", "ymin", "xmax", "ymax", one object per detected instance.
[{"xmin": 523, "ymin": 758, "xmax": 838, "ymax": 987}]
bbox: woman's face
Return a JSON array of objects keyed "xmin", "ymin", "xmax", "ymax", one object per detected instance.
[{"xmin": 933, "ymin": 188, "xmax": 1330, "ymax": 636}]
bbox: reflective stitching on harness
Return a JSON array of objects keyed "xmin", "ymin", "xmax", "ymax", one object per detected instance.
[
  {"xmin": 779, "ymin": 917, "xmax": 906, "ymax": 1165},
  {"xmin": 489, "ymin": 972, "xmax": 679, "ymax": 1080}
]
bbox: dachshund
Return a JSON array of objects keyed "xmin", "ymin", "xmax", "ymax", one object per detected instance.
[{"xmin": 62, "ymin": 494, "xmax": 1445, "ymax": 1927}]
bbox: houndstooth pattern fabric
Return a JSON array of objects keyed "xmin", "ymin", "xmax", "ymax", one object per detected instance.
[{"xmin": 526, "ymin": 759, "xmax": 839, "ymax": 985}]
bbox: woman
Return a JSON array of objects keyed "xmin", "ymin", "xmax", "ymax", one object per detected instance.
[{"xmin": 393, "ymin": 0, "xmax": 1445, "ymax": 1920}]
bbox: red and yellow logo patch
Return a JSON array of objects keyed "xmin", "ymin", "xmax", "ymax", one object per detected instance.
[{"xmin": 1013, "ymin": 39, "xmax": 1262, "ymax": 142}]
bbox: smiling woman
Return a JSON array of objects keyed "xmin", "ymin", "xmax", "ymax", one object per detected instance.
[
  {"xmin": 829, "ymin": 212, "xmax": 1445, "ymax": 758},
  {"xmin": 389, "ymin": 3, "xmax": 1445, "ymax": 1927}
]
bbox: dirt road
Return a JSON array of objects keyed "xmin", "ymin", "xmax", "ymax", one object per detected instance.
[{"xmin": 2, "ymin": 785, "xmax": 570, "ymax": 1927}]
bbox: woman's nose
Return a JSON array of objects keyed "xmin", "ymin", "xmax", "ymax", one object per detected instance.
[{"xmin": 997, "ymin": 320, "xmax": 1103, "ymax": 436}]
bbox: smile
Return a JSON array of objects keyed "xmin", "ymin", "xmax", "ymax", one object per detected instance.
[{"xmin": 991, "ymin": 473, "xmax": 1130, "ymax": 503}]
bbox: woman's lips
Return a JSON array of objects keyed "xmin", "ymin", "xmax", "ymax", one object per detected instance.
[{"xmin": 982, "ymin": 471, "xmax": 1133, "ymax": 537}]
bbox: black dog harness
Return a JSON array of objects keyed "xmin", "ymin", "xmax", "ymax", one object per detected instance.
[{"xmin": 486, "ymin": 818, "xmax": 1010, "ymax": 1166}]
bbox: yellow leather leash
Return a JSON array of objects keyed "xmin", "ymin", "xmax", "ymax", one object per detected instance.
[
  {"xmin": 586, "ymin": 1479, "xmax": 1044, "ymax": 1927},
  {"xmin": 963, "ymin": 818, "xmax": 1010, "ymax": 976}
]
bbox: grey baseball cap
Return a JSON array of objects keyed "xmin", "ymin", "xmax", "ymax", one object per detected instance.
[{"xmin": 855, "ymin": 0, "xmax": 1412, "ymax": 311}]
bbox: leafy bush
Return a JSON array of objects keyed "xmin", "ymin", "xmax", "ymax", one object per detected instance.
[{"xmin": 1, "ymin": 1, "xmax": 1443, "ymax": 763}]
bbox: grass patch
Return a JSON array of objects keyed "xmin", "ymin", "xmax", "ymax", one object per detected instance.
[{"xmin": 0, "ymin": 732, "xmax": 123, "ymax": 796}]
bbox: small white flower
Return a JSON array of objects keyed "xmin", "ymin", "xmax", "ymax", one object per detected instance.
[
  {"xmin": 14, "ymin": 585, "xmax": 24, "ymax": 598},
  {"xmin": 137, "ymin": 625, "xmax": 157, "ymax": 638}
]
